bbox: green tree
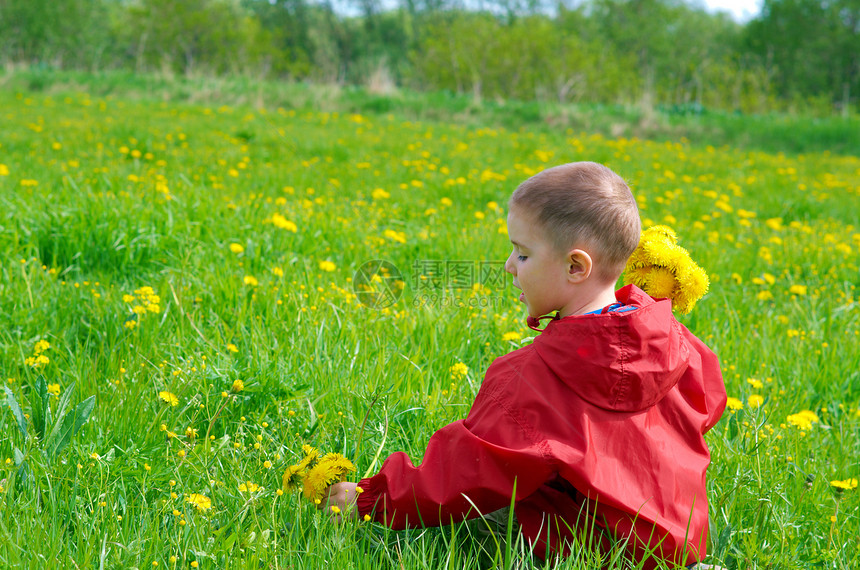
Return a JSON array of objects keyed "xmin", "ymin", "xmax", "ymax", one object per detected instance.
[
  {"xmin": 0, "ymin": 0, "xmax": 113, "ymax": 68},
  {"xmin": 242, "ymin": 0, "xmax": 313, "ymax": 78},
  {"xmin": 119, "ymin": 0, "xmax": 264, "ymax": 75},
  {"xmin": 746, "ymin": 0, "xmax": 860, "ymax": 111}
]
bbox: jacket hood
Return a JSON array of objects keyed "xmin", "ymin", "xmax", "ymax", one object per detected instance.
[{"xmin": 533, "ymin": 285, "xmax": 690, "ymax": 412}]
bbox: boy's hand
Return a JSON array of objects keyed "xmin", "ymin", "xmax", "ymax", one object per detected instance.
[{"xmin": 320, "ymin": 482, "xmax": 359, "ymax": 521}]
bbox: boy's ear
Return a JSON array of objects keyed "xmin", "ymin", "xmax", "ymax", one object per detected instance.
[{"xmin": 567, "ymin": 249, "xmax": 593, "ymax": 283}]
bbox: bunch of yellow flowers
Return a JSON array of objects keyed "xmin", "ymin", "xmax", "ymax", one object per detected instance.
[
  {"xmin": 282, "ymin": 445, "xmax": 356, "ymax": 504},
  {"xmin": 24, "ymin": 339, "xmax": 51, "ymax": 368},
  {"xmin": 623, "ymin": 225, "xmax": 710, "ymax": 314}
]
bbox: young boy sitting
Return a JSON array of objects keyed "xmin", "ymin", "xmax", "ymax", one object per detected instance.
[{"xmin": 325, "ymin": 162, "xmax": 727, "ymax": 567}]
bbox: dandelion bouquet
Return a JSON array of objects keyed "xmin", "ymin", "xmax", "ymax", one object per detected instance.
[
  {"xmin": 623, "ymin": 225, "xmax": 709, "ymax": 314},
  {"xmin": 282, "ymin": 445, "xmax": 356, "ymax": 504}
]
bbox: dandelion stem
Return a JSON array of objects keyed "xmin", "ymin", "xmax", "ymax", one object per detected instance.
[
  {"xmin": 167, "ymin": 280, "xmax": 208, "ymax": 343},
  {"xmin": 21, "ymin": 262, "xmax": 34, "ymax": 309},
  {"xmin": 204, "ymin": 396, "xmax": 230, "ymax": 454},
  {"xmin": 354, "ymin": 389, "xmax": 383, "ymax": 462}
]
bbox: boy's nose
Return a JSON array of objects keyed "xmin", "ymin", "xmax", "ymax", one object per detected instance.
[{"xmin": 504, "ymin": 252, "xmax": 516, "ymax": 275}]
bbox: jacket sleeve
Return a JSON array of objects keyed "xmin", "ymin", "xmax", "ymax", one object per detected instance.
[{"xmin": 355, "ymin": 388, "xmax": 554, "ymax": 529}]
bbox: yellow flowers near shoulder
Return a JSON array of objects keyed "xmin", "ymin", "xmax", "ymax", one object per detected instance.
[{"xmin": 623, "ymin": 225, "xmax": 709, "ymax": 314}]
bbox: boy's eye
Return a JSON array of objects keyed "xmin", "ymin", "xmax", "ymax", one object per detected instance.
[{"xmin": 517, "ymin": 255, "xmax": 528, "ymax": 262}]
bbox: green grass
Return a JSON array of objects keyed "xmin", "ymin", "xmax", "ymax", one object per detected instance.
[
  {"xmin": 0, "ymin": 77, "xmax": 859, "ymax": 569},
  {"xmin": 4, "ymin": 68, "xmax": 860, "ymax": 156}
]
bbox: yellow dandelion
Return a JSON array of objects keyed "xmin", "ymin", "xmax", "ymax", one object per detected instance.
[
  {"xmin": 158, "ymin": 391, "xmax": 179, "ymax": 407},
  {"xmin": 383, "ymin": 229, "xmax": 407, "ymax": 243},
  {"xmin": 282, "ymin": 464, "xmax": 305, "ymax": 492},
  {"xmin": 299, "ymin": 446, "xmax": 319, "ymax": 469},
  {"xmin": 319, "ymin": 260, "xmax": 336, "ymax": 272},
  {"xmin": 624, "ymin": 225, "xmax": 708, "ymax": 314},
  {"xmin": 748, "ymin": 395, "xmax": 764, "ymax": 408},
  {"xmin": 371, "ymin": 188, "xmax": 390, "ymax": 200},
  {"xmin": 449, "ymin": 362, "xmax": 469, "ymax": 380},
  {"xmin": 726, "ymin": 397, "xmax": 743, "ymax": 411},
  {"xmin": 243, "ymin": 275, "xmax": 258, "ymax": 287},
  {"xmin": 501, "ymin": 331, "xmax": 522, "ymax": 342},
  {"xmin": 47, "ymin": 383, "xmax": 61, "ymax": 397},
  {"xmin": 677, "ymin": 263, "xmax": 709, "ymax": 300},
  {"xmin": 229, "ymin": 243, "xmax": 244, "ymax": 254},
  {"xmin": 271, "ymin": 213, "xmax": 298, "ymax": 232},
  {"xmin": 830, "ymin": 478, "xmax": 858, "ymax": 490},
  {"xmin": 186, "ymin": 493, "xmax": 212, "ymax": 511},
  {"xmin": 644, "ymin": 267, "xmax": 677, "ymax": 299},
  {"xmin": 789, "ymin": 284, "xmax": 808, "ymax": 296},
  {"xmin": 302, "ymin": 464, "xmax": 332, "ymax": 502},
  {"xmin": 316, "ymin": 453, "xmax": 357, "ymax": 480},
  {"xmin": 787, "ymin": 410, "xmax": 819, "ymax": 430},
  {"xmin": 644, "ymin": 225, "xmax": 678, "ymax": 244},
  {"xmin": 231, "ymin": 379, "xmax": 245, "ymax": 392}
]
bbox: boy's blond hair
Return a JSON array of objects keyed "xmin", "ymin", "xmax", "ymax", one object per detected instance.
[{"xmin": 509, "ymin": 162, "xmax": 641, "ymax": 283}]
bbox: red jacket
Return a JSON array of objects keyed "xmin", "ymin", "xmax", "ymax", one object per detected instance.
[{"xmin": 356, "ymin": 285, "xmax": 726, "ymax": 566}]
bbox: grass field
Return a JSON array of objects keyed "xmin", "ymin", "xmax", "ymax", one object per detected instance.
[{"xmin": 0, "ymin": 81, "xmax": 859, "ymax": 569}]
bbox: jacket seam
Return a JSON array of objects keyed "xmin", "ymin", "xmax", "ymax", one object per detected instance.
[
  {"xmin": 484, "ymin": 366, "xmax": 555, "ymax": 465},
  {"xmin": 612, "ymin": 315, "xmax": 629, "ymax": 409}
]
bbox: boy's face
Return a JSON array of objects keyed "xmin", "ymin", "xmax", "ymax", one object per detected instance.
[{"xmin": 504, "ymin": 206, "xmax": 576, "ymax": 318}]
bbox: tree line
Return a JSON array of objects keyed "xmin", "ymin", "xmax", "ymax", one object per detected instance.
[{"xmin": 0, "ymin": 0, "xmax": 857, "ymax": 114}]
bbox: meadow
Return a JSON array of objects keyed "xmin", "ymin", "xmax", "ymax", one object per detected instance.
[{"xmin": 0, "ymin": 84, "xmax": 858, "ymax": 569}]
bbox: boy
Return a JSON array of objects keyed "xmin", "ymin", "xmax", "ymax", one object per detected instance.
[{"xmin": 326, "ymin": 162, "xmax": 727, "ymax": 568}]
